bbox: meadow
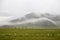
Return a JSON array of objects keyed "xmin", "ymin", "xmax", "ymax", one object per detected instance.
[{"xmin": 0, "ymin": 28, "xmax": 60, "ymax": 40}]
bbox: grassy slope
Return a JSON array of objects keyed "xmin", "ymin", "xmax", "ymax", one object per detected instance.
[{"xmin": 0, "ymin": 28, "xmax": 60, "ymax": 40}]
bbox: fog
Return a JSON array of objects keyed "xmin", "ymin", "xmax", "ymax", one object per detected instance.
[
  {"xmin": 16, "ymin": 17, "xmax": 57, "ymax": 24},
  {"xmin": 0, "ymin": 0, "xmax": 60, "ymax": 25},
  {"xmin": 0, "ymin": 0, "xmax": 60, "ymax": 17}
]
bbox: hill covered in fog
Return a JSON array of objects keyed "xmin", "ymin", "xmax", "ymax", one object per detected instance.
[
  {"xmin": 8, "ymin": 12, "xmax": 60, "ymax": 28},
  {"xmin": 0, "ymin": 12, "xmax": 60, "ymax": 28},
  {"xmin": 10, "ymin": 12, "xmax": 60, "ymax": 23}
]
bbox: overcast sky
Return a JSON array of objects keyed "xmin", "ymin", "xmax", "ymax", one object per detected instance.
[{"xmin": 0, "ymin": 0, "xmax": 60, "ymax": 17}]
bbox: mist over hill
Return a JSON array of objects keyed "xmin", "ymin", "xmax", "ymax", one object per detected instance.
[
  {"xmin": 0, "ymin": 12, "xmax": 60, "ymax": 28},
  {"xmin": 6, "ymin": 12, "xmax": 60, "ymax": 28},
  {"xmin": 10, "ymin": 12, "xmax": 60, "ymax": 22}
]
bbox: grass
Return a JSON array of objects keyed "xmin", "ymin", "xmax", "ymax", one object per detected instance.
[{"xmin": 0, "ymin": 28, "xmax": 60, "ymax": 40}]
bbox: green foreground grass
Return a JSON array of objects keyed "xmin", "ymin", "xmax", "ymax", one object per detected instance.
[{"xmin": 0, "ymin": 28, "xmax": 60, "ymax": 40}]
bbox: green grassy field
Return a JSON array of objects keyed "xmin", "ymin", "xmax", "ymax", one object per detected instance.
[{"xmin": 0, "ymin": 28, "xmax": 60, "ymax": 40}]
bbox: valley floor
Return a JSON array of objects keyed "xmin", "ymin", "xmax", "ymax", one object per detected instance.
[{"xmin": 0, "ymin": 28, "xmax": 60, "ymax": 40}]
